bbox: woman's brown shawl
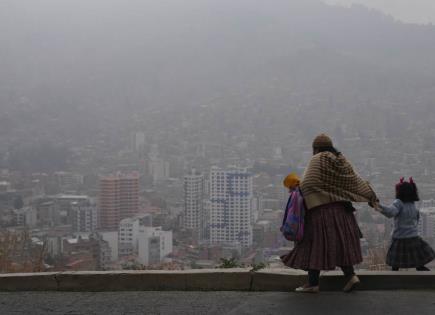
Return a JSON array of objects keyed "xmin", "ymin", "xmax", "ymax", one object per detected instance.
[{"xmin": 300, "ymin": 152, "xmax": 377, "ymax": 210}]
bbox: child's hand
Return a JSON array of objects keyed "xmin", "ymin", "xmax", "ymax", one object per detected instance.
[{"xmin": 369, "ymin": 199, "xmax": 381, "ymax": 211}]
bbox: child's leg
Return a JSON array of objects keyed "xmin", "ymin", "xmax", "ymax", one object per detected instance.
[
  {"xmin": 416, "ymin": 266, "xmax": 430, "ymax": 271},
  {"xmin": 392, "ymin": 266, "xmax": 399, "ymax": 271}
]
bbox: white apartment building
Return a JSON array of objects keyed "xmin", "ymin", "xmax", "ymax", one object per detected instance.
[
  {"xmin": 99, "ymin": 231, "xmax": 119, "ymax": 262},
  {"xmin": 420, "ymin": 199, "xmax": 435, "ymax": 208},
  {"xmin": 137, "ymin": 226, "xmax": 173, "ymax": 266},
  {"xmin": 419, "ymin": 207, "xmax": 435, "ymax": 241},
  {"xmin": 184, "ymin": 170, "xmax": 205, "ymax": 236},
  {"xmin": 209, "ymin": 166, "xmax": 253, "ymax": 247},
  {"xmin": 71, "ymin": 201, "xmax": 98, "ymax": 232},
  {"xmin": 118, "ymin": 214, "xmax": 153, "ymax": 257},
  {"xmin": 14, "ymin": 207, "xmax": 37, "ymax": 227}
]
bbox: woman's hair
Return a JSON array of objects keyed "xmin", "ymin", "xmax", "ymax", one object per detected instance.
[
  {"xmin": 314, "ymin": 146, "xmax": 341, "ymax": 156},
  {"xmin": 396, "ymin": 180, "xmax": 420, "ymax": 203}
]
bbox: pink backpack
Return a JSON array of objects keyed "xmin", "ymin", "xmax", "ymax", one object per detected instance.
[{"xmin": 280, "ymin": 188, "xmax": 305, "ymax": 242}]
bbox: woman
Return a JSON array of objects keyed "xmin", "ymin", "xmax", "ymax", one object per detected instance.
[{"xmin": 281, "ymin": 134, "xmax": 377, "ymax": 293}]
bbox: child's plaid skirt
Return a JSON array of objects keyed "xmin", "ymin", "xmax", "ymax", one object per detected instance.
[{"xmin": 386, "ymin": 237, "xmax": 435, "ymax": 268}]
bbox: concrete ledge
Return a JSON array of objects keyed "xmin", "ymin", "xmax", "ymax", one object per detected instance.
[
  {"xmin": 55, "ymin": 269, "xmax": 251, "ymax": 291},
  {"xmin": 0, "ymin": 272, "xmax": 59, "ymax": 291},
  {"xmin": 1, "ymin": 269, "xmax": 435, "ymax": 292}
]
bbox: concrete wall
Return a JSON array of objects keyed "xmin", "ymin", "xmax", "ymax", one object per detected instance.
[{"xmin": 1, "ymin": 269, "xmax": 435, "ymax": 292}]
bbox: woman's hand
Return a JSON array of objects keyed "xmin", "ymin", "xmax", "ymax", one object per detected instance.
[
  {"xmin": 373, "ymin": 201, "xmax": 381, "ymax": 211},
  {"xmin": 368, "ymin": 199, "xmax": 381, "ymax": 211}
]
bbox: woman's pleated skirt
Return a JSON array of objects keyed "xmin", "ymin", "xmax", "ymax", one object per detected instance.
[{"xmin": 281, "ymin": 202, "xmax": 363, "ymax": 270}]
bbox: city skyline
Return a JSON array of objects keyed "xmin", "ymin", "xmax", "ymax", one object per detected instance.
[{"xmin": 1, "ymin": 0, "xmax": 435, "ymax": 273}]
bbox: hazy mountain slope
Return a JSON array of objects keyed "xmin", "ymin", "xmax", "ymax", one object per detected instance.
[{"xmin": 0, "ymin": 0, "xmax": 434, "ymax": 140}]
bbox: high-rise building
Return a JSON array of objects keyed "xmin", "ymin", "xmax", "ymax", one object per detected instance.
[
  {"xmin": 209, "ymin": 167, "xmax": 253, "ymax": 247},
  {"xmin": 71, "ymin": 200, "xmax": 98, "ymax": 232},
  {"xmin": 148, "ymin": 158, "xmax": 170, "ymax": 183},
  {"xmin": 183, "ymin": 170, "xmax": 205, "ymax": 238},
  {"xmin": 99, "ymin": 173, "xmax": 140, "ymax": 231},
  {"xmin": 132, "ymin": 132, "xmax": 146, "ymax": 152},
  {"xmin": 52, "ymin": 194, "xmax": 89, "ymax": 226}
]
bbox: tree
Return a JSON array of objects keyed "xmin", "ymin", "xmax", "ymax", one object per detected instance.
[
  {"xmin": 0, "ymin": 230, "xmax": 47, "ymax": 273},
  {"xmin": 218, "ymin": 258, "xmax": 241, "ymax": 269},
  {"xmin": 250, "ymin": 263, "xmax": 267, "ymax": 272}
]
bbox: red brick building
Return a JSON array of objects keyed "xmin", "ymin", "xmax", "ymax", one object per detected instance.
[{"xmin": 99, "ymin": 173, "xmax": 139, "ymax": 231}]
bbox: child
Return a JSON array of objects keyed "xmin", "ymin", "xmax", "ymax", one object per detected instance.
[
  {"xmin": 281, "ymin": 173, "xmax": 303, "ymax": 241},
  {"xmin": 374, "ymin": 178, "xmax": 435, "ymax": 271},
  {"xmin": 283, "ymin": 173, "xmax": 300, "ymax": 193}
]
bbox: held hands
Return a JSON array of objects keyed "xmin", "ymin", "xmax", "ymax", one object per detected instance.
[
  {"xmin": 373, "ymin": 201, "xmax": 381, "ymax": 211},
  {"xmin": 368, "ymin": 199, "xmax": 381, "ymax": 211}
]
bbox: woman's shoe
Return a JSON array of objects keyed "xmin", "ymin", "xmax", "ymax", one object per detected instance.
[
  {"xmin": 295, "ymin": 284, "xmax": 320, "ymax": 293},
  {"xmin": 343, "ymin": 275, "xmax": 360, "ymax": 293}
]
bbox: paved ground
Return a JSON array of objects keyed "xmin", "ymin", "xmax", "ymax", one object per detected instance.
[{"xmin": 0, "ymin": 291, "xmax": 434, "ymax": 315}]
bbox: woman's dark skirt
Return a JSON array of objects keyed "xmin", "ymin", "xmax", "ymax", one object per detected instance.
[
  {"xmin": 386, "ymin": 237, "xmax": 435, "ymax": 268},
  {"xmin": 281, "ymin": 202, "xmax": 363, "ymax": 271}
]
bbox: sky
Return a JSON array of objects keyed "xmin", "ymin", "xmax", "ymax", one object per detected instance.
[{"xmin": 324, "ymin": 0, "xmax": 435, "ymax": 24}]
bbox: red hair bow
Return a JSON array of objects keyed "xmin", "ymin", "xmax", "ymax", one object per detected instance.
[{"xmin": 396, "ymin": 177, "xmax": 404, "ymax": 187}]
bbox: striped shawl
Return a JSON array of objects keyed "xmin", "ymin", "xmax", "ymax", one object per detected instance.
[{"xmin": 300, "ymin": 152, "xmax": 377, "ymax": 210}]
